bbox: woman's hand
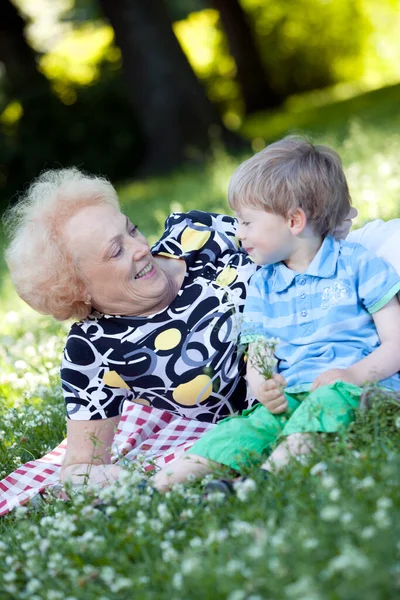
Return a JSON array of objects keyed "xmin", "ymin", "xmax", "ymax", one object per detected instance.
[
  {"xmin": 311, "ymin": 368, "xmax": 359, "ymax": 391},
  {"xmin": 61, "ymin": 463, "xmax": 124, "ymax": 488},
  {"xmin": 61, "ymin": 415, "xmax": 122, "ymax": 488},
  {"xmin": 258, "ymin": 373, "xmax": 287, "ymax": 414}
]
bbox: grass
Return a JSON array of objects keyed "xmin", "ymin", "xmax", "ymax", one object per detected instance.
[{"xmin": 0, "ymin": 85, "xmax": 400, "ymax": 599}]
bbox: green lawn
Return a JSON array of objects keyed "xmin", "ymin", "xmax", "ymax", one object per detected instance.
[{"xmin": 0, "ymin": 85, "xmax": 399, "ymax": 599}]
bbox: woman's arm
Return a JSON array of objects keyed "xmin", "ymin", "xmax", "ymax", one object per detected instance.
[{"xmin": 61, "ymin": 415, "xmax": 123, "ymax": 487}]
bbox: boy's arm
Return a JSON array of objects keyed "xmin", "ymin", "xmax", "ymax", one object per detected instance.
[
  {"xmin": 247, "ymin": 343, "xmax": 287, "ymax": 414},
  {"xmin": 313, "ymin": 296, "xmax": 400, "ymax": 389}
]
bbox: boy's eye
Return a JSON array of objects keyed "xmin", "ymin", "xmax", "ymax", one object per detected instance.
[{"xmin": 242, "ymin": 221, "xmax": 250, "ymax": 226}]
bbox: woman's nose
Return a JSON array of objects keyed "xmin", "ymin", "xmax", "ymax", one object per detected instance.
[{"xmin": 131, "ymin": 239, "xmax": 150, "ymax": 260}]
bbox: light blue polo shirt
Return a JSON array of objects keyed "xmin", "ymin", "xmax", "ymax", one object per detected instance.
[{"xmin": 241, "ymin": 235, "xmax": 400, "ymax": 392}]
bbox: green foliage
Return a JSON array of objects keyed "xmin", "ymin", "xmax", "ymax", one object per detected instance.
[
  {"xmin": 0, "ymin": 65, "xmax": 142, "ymax": 207},
  {"xmin": 242, "ymin": 0, "xmax": 367, "ymax": 97}
]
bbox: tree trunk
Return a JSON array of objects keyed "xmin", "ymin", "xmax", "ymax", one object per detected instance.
[
  {"xmin": 0, "ymin": 0, "xmax": 50, "ymax": 97},
  {"xmin": 212, "ymin": 0, "xmax": 282, "ymax": 114},
  {"xmin": 99, "ymin": 0, "xmax": 243, "ymax": 170}
]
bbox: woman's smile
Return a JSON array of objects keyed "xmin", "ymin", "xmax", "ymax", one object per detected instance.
[{"xmin": 134, "ymin": 262, "xmax": 156, "ymax": 279}]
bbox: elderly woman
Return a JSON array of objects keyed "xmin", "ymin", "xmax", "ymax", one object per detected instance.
[
  {"xmin": 4, "ymin": 167, "xmax": 398, "ymax": 489},
  {"xmin": 4, "ymin": 168, "xmax": 258, "ymax": 487}
]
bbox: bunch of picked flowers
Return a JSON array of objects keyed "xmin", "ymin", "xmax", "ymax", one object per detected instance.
[{"xmin": 249, "ymin": 336, "xmax": 280, "ymax": 380}]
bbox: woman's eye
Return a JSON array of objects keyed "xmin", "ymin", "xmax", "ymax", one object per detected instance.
[
  {"xmin": 129, "ymin": 224, "xmax": 138, "ymax": 236},
  {"xmin": 242, "ymin": 221, "xmax": 250, "ymax": 227},
  {"xmin": 112, "ymin": 246, "xmax": 123, "ymax": 258}
]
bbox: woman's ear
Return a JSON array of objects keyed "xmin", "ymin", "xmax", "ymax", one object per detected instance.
[{"xmin": 288, "ymin": 208, "xmax": 307, "ymax": 236}]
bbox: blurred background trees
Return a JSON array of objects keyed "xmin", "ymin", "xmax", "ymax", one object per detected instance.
[{"xmin": 0, "ymin": 0, "xmax": 399, "ymax": 205}]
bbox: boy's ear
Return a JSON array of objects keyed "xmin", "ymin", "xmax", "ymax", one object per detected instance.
[{"xmin": 288, "ymin": 208, "xmax": 307, "ymax": 236}]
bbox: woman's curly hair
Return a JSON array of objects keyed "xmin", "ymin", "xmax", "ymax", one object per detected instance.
[{"xmin": 3, "ymin": 167, "xmax": 120, "ymax": 321}]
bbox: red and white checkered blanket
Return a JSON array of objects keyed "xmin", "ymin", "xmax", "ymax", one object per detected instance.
[{"xmin": 0, "ymin": 402, "xmax": 215, "ymax": 516}]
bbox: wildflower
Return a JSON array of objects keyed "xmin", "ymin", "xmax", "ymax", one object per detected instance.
[
  {"xmin": 310, "ymin": 461, "xmax": 328, "ymax": 476},
  {"xmin": 285, "ymin": 575, "xmax": 322, "ymax": 599},
  {"xmin": 226, "ymin": 559, "xmax": 245, "ymax": 574},
  {"xmin": 361, "ymin": 526, "xmax": 376, "ymax": 539},
  {"xmin": 172, "ymin": 572, "xmax": 183, "ymax": 589},
  {"xmin": 227, "ymin": 591, "xmax": 246, "ymax": 600},
  {"xmin": 373, "ymin": 509, "xmax": 391, "ymax": 528},
  {"xmin": 340, "ymin": 512, "xmax": 353, "ymax": 524},
  {"xmin": 320, "ymin": 505, "xmax": 341, "ymax": 521},
  {"xmin": 356, "ymin": 476, "xmax": 375, "ymax": 489},
  {"xmin": 325, "ymin": 544, "xmax": 369, "ymax": 576},
  {"xmin": 329, "ymin": 488, "xmax": 341, "ymax": 501},
  {"xmin": 321, "ymin": 474, "xmax": 336, "ymax": 489},
  {"xmin": 376, "ymin": 497, "xmax": 392, "ymax": 510},
  {"xmin": 234, "ymin": 477, "xmax": 257, "ymax": 501},
  {"xmin": 249, "ymin": 337, "xmax": 279, "ymax": 380},
  {"xmin": 181, "ymin": 557, "xmax": 200, "ymax": 574}
]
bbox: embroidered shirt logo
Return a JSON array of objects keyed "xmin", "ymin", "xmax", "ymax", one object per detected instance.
[{"xmin": 321, "ymin": 280, "xmax": 352, "ymax": 309}]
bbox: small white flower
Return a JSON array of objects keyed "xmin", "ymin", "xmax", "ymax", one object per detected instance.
[
  {"xmin": 181, "ymin": 557, "xmax": 200, "ymax": 574},
  {"xmin": 321, "ymin": 475, "xmax": 336, "ymax": 489},
  {"xmin": 329, "ymin": 488, "xmax": 341, "ymax": 501},
  {"xmin": 376, "ymin": 497, "xmax": 392, "ymax": 510},
  {"xmin": 310, "ymin": 461, "xmax": 328, "ymax": 476},
  {"xmin": 373, "ymin": 509, "xmax": 391, "ymax": 528},
  {"xmin": 340, "ymin": 512, "xmax": 353, "ymax": 524},
  {"xmin": 227, "ymin": 591, "xmax": 246, "ymax": 600},
  {"xmin": 172, "ymin": 572, "xmax": 183, "ymax": 589},
  {"xmin": 360, "ymin": 526, "xmax": 376, "ymax": 539},
  {"xmin": 357, "ymin": 476, "xmax": 375, "ymax": 489},
  {"xmin": 320, "ymin": 505, "xmax": 341, "ymax": 521},
  {"xmin": 234, "ymin": 477, "xmax": 256, "ymax": 501}
]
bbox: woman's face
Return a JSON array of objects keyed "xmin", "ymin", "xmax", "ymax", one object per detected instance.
[{"xmin": 63, "ymin": 203, "xmax": 173, "ymax": 316}]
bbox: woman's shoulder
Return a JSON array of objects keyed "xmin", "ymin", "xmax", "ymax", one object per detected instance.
[{"xmin": 152, "ymin": 210, "xmax": 240, "ymax": 258}]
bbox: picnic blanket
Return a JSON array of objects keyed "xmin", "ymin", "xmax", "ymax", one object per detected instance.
[{"xmin": 0, "ymin": 402, "xmax": 215, "ymax": 516}]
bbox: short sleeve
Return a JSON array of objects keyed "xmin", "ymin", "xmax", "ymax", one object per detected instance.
[
  {"xmin": 240, "ymin": 269, "xmax": 270, "ymax": 343},
  {"xmin": 152, "ymin": 211, "xmax": 240, "ymax": 258},
  {"xmin": 351, "ymin": 244, "xmax": 400, "ymax": 313},
  {"xmin": 61, "ymin": 324, "xmax": 134, "ymax": 420}
]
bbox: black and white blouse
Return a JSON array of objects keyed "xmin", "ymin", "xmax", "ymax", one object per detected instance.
[{"xmin": 61, "ymin": 211, "xmax": 257, "ymax": 422}]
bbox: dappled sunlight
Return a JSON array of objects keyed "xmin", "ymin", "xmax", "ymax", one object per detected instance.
[{"xmin": 39, "ymin": 24, "xmax": 120, "ymax": 102}]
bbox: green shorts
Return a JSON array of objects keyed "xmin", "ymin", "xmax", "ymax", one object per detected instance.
[{"xmin": 188, "ymin": 381, "xmax": 362, "ymax": 471}]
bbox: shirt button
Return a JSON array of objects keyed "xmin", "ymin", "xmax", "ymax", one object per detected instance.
[
  {"xmin": 301, "ymin": 310, "xmax": 307, "ymax": 317},
  {"xmin": 299, "ymin": 278, "xmax": 306, "ymax": 285},
  {"xmin": 300, "ymin": 293, "xmax": 306, "ymax": 299}
]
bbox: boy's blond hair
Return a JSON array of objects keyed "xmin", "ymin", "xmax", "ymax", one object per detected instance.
[{"xmin": 228, "ymin": 136, "xmax": 351, "ymax": 237}]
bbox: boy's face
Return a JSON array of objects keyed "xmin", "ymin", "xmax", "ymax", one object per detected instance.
[{"xmin": 235, "ymin": 206, "xmax": 293, "ymax": 265}]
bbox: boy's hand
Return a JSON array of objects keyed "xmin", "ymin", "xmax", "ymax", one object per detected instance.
[
  {"xmin": 258, "ymin": 374, "xmax": 287, "ymax": 414},
  {"xmin": 311, "ymin": 368, "xmax": 359, "ymax": 391}
]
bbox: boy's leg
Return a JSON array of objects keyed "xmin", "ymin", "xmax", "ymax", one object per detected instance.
[
  {"xmin": 261, "ymin": 381, "xmax": 362, "ymax": 472},
  {"xmin": 260, "ymin": 432, "xmax": 315, "ymax": 472},
  {"xmin": 152, "ymin": 454, "xmax": 219, "ymax": 492}
]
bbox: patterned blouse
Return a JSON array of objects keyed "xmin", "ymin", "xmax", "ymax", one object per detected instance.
[{"xmin": 61, "ymin": 211, "xmax": 258, "ymax": 422}]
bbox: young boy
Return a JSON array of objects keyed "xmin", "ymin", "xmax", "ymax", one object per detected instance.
[{"xmin": 153, "ymin": 136, "xmax": 400, "ymax": 492}]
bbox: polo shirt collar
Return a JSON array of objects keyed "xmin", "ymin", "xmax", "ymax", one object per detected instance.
[{"xmin": 271, "ymin": 235, "xmax": 340, "ymax": 293}]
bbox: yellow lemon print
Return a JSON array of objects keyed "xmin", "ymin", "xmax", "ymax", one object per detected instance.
[
  {"xmin": 103, "ymin": 371, "xmax": 130, "ymax": 389},
  {"xmin": 133, "ymin": 398, "xmax": 150, "ymax": 406},
  {"xmin": 173, "ymin": 375, "xmax": 213, "ymax": 405},
  {"xmin": 216, "ymin": 266, "xmax": 238, "ymax": 287},
  {"xmin": 154, "ymin": 328, "xmax": 182, "ymax": 351},
  {"xmin": 181, "ymin": 226, "xmax": 210, "ymax": 252}
]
